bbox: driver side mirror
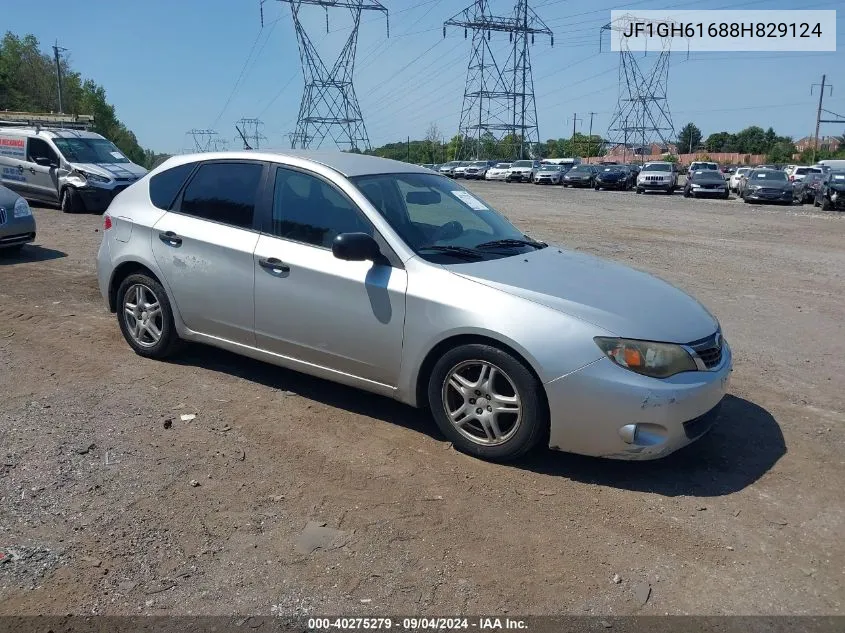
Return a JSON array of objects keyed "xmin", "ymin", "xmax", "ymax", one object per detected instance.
[
  {"xmin": 332, "ymin": 232, "xmax": 381, "ymax": 262},
  {"xmin": 34, "ymin": 156, "xmax": 57, "ymax": 168}
]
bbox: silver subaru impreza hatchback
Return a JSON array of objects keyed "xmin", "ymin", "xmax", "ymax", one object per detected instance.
[{"xmin": 96, "ymin": 151, "xmax": 732, "ymax": 462}]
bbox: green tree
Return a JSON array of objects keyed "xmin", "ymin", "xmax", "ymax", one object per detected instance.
[
  {"xmin": 677, "ymin": 122, "xmax": 702, "ymax": 153},
  {"xmin": 705, "ymin": 132, "xmax": 736, "ymax": 153},
  {"xmin": 0, "ymin": 31, "xmax": 158, "ymax": 168}
]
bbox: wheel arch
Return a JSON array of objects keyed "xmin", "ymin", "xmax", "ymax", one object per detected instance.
[
  {"xmin": 413, "ymin": 333, "xmax": 548, "ymax": 414},
  {"xmin": 108, "ymin": 261, "xmax": 163, "ymax": 313}
]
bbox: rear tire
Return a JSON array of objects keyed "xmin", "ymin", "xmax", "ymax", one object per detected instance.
[
  {"xmin": 821, "ymin": 197, "xmax": 832, "ymax": 211},
  {"xmin": 636, "ymin": 188, "xmax": 643, "ymax": 194},
  {"xmin": 116, "ymin": 273, "xmax": 182, "ymax": 359},
  {"xmin": 427, "ymin": 344, "xmax": 547, "ymax": 462}
]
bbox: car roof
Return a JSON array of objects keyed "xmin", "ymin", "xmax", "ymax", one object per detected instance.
[
  {"xmin": 158, "ymin": 150, "xmax": 432, "ymax": 178},
  {"xmin": 0, "ymin": 127, "xmax": 106, "ymax": 140}
]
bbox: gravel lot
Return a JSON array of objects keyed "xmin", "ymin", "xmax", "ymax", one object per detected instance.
[{"xmin": 0, "ymin": 183, "xmax": 843, "ymax": 616}]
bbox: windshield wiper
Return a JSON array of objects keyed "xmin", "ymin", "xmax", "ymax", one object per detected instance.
[
  {"xmin": 417, "ymin": 245, "xmax": 485, "ymax": 260},
  {"xmin": 474, "ymin": 238, "xmax": 547, "ymax": 250}
]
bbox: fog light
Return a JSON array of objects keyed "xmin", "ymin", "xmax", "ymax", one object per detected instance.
[{"xmin": 619, "ymin": 424, "xmax": 639, "ymax": 444}]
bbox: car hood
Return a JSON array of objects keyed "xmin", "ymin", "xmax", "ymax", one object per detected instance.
[
  {"xmin": 749, "ymin": 180, "xmax": 790, "ymax": 190},
  {"xmin": 445, "ymin": 246, "xmax": 718, "ymax": 343},
  {"xmin": 69, "ymin": 162, "xmax": 148, "ymax": 180}
]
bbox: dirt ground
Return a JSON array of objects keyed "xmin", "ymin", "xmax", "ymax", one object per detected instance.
[{"xmin": 0, "ymin": 184, "xmax": 842, "ymax": 617}]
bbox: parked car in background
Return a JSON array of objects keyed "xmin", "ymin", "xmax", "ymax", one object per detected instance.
[
  {"xmin": 541, "ymin": 158, "xmax": 581, "ymax": 173},
  {"xmin": 533, "ymin": 164, "xmax": 564, "ymax": 185},
  {"xmin": 561, "ymin": 164, "xmax": 597, "ymax": 187},
  {"xmin": 813, "ymin": 170, "xmax": 845, "ymax": 210},
  {"xmin": 795, "ymin": 172, "xmax": 825, "ymax": 203},
  {"xmin": 452, "ymin": 161, "xmax": 473, "ymax": 179},
  {"xmin": 0, "ymin": 183, "xmax": 35, "ymax": 252},
  {"xmin": 506, "ymin": 159, "xmax": 540, "ymax": 183},
  {"xmin": 742, "ymin": 169, "xmax": 797, "ymax": 205},
  {"xmin": 684, "ymin": 169, "xmax": 729, "ymax": 199},
  {"xmin": 594, "ymin": 165, "xmax": 633, "ymax": 191},
  {"xmin": 438, "ymin": 161, "xmax": 462, "ymax": 177},
  {"xmin": 464, "ymin": 160, "xmax": 495, "ymax": 180},
  {"xmin": 97, "ymin": 150, "xmax": 731, "ymax": 462},
  {"xmin": 729, "ymin": 167, "xmax": 751, "ymax": 192},
  {"xmin": 485, "ymin": 162, "xmax": 512, "ymax": 181},
  {"xmin": 0, "ymin": 127, "xmax": 148, "ymax": 213},
  {"xmin": 788, "ymin": 166, "xmax": 823, "ymax": 183},
  {"xmin": 636, "ymin": 161, "xmax": 677, "ymax": 194},
  {"xmin": 689, "ymin": 161, "xmax": 719, "ymax": 174}
]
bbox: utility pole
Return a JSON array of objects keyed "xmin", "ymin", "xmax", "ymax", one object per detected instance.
[
  {"xmin": 811, "ymin": 75, "xmax": 832, "ymax": 164},
  {"xmin": 52, "ymin": 42, "xmax": 67, "ymax": 113},
  {"xmin": 407, "ymin": 136, "xmax": 411, "ymax": 163},
  {"xmin": 444, "ymin": 0, "xmax": 553, "ymax": 160},
  {"xmin": 279, "ymin": 0, "xmax": 388, "ymax": 150},
  {"xmin": 234, "ymin": 117, "xmax": 267, "ymax": 150},
  {"xmin": 587, "ymin": 112, "xmax": 595, "ymax": 158}
]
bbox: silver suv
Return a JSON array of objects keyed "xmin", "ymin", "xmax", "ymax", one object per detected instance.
[
  {"xmin": 97, "ymin": 151, "xmax": 730, "ymax": 463},
  {"xmin": 0, "ymin": 127, "xmax": 147, "ymax": 212},
  {"xmin": 636, "ymin": 161, "xmax": 678, "ymax": 194}
]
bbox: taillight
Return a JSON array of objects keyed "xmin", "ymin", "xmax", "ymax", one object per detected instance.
[{"xmin": 103, "ymin": 215, "xmax": 113, "ymax": 230}]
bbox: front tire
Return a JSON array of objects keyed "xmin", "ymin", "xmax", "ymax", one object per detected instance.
[
  {"xmin": 60, "ymin": 187, "xmax": 83, "ymax": 214},
  {"xmin": 116, "ymin": 273, "xmax": 182, "ymax": 359},
  {"xmin": 427, "ymin": 344, "xmax": 547, "ymax": 462}
]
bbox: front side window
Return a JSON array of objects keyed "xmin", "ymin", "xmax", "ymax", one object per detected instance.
[
  {"xmin": 27, "ymin": 138, "xmax": 58, "ymax": 165},
  {"xmin": 178, "ymin": 162, "xmax": 263, "ymax": 229},
  {"xmin": 52, "ymin": 137, "xmax": 130, "ymax": 164},
  {"xmin": 270, "ymin": 167, "xmax": 372, "ymax": 248},
  {"xmin": 352, "ymin": 172, "xmax": 539, "ymax": 262}
]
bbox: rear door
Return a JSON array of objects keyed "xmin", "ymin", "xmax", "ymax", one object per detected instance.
[{"xmin": 151, "ymin": 160, "xmax": 267, "ymax": 346}]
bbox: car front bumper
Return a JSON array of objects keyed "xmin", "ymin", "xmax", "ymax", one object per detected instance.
[
  {"xmin": 545, "ymin": 342, "xmax": 732, "ymax": 460},
  {"xmin": 77, "ymin": 184, "xmax": 131, "ymax": 212},
  {"xmin": 690, "ymin": 186, "xmax": 728, "ymax": 196},
  {"xmin": 638, "ymin": 180, "xmax": 672, "ymax": 189},
  {"xmin": 507, "ymin": 172, "xmax": 533, "ymax": 182},
  {"xmin": 563, "ymin": 178, "xmax": 592, "ymax": 187},
  {"xmin": 0, "ymin": 213, "xmax": 36, "ymax": 249},
  {"xmin": 745, "ymin": 190, "xmax": 793, "ymax": 203},
  {"xmin": 534, "ymin": 176, "xmax": 560, "ymax": 184},
  {"xmin": 597, "ymin": 179, "xmax": 627, "ymax": 188}
]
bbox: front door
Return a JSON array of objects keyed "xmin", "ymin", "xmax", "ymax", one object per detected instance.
[
  {"xmin": 150, "ymin": 160, "xmax": 266, "ymax": 346},
  {"xmin": 253, "ymin": 166, "xmax": 407, "ymax": 387},
  {"xmin": 24, "ymin": 138, "xmax": 61, "ymax": 204}
]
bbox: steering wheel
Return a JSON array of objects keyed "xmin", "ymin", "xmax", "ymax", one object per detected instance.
[{"xmin": 431, "ymin": 220, "xmax": 464, "ymax": 243}]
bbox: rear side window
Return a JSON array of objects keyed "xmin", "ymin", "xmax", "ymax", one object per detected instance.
[
  {"xmin": 178, "ymin": 162, "xmax": 263, "ymax": 229},
  {"xmin": 149, "ymin": 163, "xmax": 195, "ymax": 210}
]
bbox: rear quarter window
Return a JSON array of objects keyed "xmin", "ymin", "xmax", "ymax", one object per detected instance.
[{"xmin": 149, "ymin": 163, "xmax": 196, "ymax": 210}]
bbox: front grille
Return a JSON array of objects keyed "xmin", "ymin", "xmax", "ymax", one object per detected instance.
[
  {"xmin": 682, "ymin": 401, "xmax": 723, "ymax": 439},
  {"xmin": 759, "ymin": 188, "xmax": 783, "ymax": 195},
  {"xmin": 687, "ymin": 330, "xmax": 724, "ymax": 369},
  {"xmin": 0, "ymin": 207, "xmax": 6, "ymax": 225},
  {"xmin": 643, "ymin": 175, "xmax": 665, "ymax": 182}
]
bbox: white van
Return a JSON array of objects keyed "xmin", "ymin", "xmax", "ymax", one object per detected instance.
[
  {"xmin": 815, "ymin": 159, "xmax": 845, "ymax": 172},
  {"xmin": 0, "ymin": 127, "xmax": 148, "ymax": 213}
]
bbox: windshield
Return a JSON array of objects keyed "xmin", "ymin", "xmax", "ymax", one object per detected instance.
[
  {"xmin": 512, "ymin": 160, "xmax": 533, "ymax": 167},
  {"xmin": 831, "ymin": 172, "xmax": 845, "ymax": 181},
  {"xmin": 692, "ymin": 163, "xmax": 718, "ymax": 170},
  {"xmin": 351, "ymin": 173, "xmax": 539, "ymax": 262},
  {"xmin": 470, "ymin": 161, "xmax": 488, "ymax": 167},
  {"xmin": 691, "ymin": 170, "xmax": 723, "ymax": 180},
  {"xmin": 52, "ymin": 137, "xmax": 129, "ymax": 164},
  {"xmin": 569, "ymin": 165, "xmax": 591, "ymax": 173},
  {"xmin": 751, "ymin": 171, "xmax": 787, "ymax": 181},
  {"xmin": 539, "ymin": 165, "xmax": 560, "ymax": 171},
  {"xmin": 643, "ymin": 163, "xmax": 671, "ymax": 172},
  {"xmin": 737, "ymin": 168, "xmax": 750, "ymax": 175},
  {"xmin": 495, "ymin": 163, "xmax": 511, "ymax": 168}
]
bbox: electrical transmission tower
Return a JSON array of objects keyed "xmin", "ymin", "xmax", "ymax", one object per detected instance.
[
  {"xmin": 235, "ymin": 117, "xmax": 268, "ymax": 150},
  {"xmin": 601, "ymin": 15, "xmax": 675, "ymax": 159},
  {"xmin": 184, "ymin": 129, "xmax": 228, "ymax": 153},
  {"xmin": 444, "ymin": 0, "xmax": 552, "ymax": 161},
  {"xmin": 277, "ymin": 0, "xmax": 388, "ymax": 151}
]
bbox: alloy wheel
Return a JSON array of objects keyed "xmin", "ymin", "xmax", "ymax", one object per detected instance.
[
  {"xmin": 441, "ymin": 360, "xmax": 522, "ymax": 446},
  {"xmin": 122, "ymin": 283, "xmax": 163, "ymax": 348}
]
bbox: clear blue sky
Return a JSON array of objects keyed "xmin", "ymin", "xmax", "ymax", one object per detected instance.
[{"xmin": 3, "ymin": 0, "xmax": 843, "ymax": 153}]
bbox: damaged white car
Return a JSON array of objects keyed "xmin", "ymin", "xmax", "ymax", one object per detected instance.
[{"xmin": 0, "ymin": 127, "xmax": 147, "ymax": 213}]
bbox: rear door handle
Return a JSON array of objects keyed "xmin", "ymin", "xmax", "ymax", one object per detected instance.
[
  {"xmin": 258, "ymin": 257, "xmax": 290, "ymax": 274},
  {"xmin": 158, "ymin": 231, "xmax": 182, "ymax": 246}
]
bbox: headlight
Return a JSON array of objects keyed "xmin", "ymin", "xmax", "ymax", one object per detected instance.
[
  {"xmin": 13, "ymin": 197, "xmax": 31, "ymax": 218},
  {"xmin": 594, "ymin": 337, "xmax": 698, "ymax": 378},
  {"xmin": 747, "ymin": 185, "xmax": 760, "ymax": 191},
  {"xmin": 80, "ymin": 171, "xmax": 111, "ymax": 184}
]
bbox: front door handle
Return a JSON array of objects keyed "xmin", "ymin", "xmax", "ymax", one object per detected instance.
[
  {"xmin": 258, "ymin": 257, "xmax": 290, "ymax": 274},
  {"xmin": 28, "ymin": 167, "xmax": 36, "ymax": 174},
  {"xmin": 158, "ymin": 231, "xmax": 182, "ymax": 246}
]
